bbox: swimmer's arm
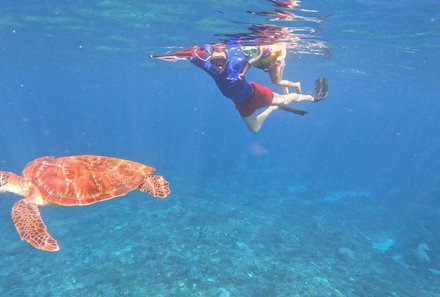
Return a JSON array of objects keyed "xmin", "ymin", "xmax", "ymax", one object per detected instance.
[
  {"xmin": 280, "ymin": 47, "xmax": 287, "ymax": 60},
  {"xmin": 239, "ymin": 62, "xmax": 251, "ymax": 80},
  {"xmin": 276, "ymin": 45, "xmax": 287, "ymax": 66},
  {"xmin": 190, "ymin": 54, "xmax": 205, "ymax": 66}
]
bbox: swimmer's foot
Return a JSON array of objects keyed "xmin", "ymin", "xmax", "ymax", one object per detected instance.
[
  {"xmin": 291, "ymin": 82, "xmax": 302, "ymax": 94},
  {"xmin": 312, "ymin": 77, "xmax": 328, "ymax": 101}
]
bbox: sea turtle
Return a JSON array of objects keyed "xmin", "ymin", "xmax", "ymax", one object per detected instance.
[{"xmin": 0, "ymin": 155, "xmax": 170, "ymax": 252}]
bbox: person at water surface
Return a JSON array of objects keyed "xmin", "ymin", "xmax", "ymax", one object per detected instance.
[
  {"xmin": 239, "ymin": 42, "xmax": 302, "ymax": 95},
  {"xmin": 151, "ymin": 42, "xmax": 328, "ymax": 133}
]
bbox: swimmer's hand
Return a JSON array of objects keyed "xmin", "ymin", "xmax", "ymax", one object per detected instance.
[{"xmin": 238, "ymin": 72, "xmax": 245, "ymax": 80}]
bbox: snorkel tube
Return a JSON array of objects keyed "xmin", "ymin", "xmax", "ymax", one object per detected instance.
[{"xmin": 248, "ymin": 46, "xmax": 264, "ymax": 64}]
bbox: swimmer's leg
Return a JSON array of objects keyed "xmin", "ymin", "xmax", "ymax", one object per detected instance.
[
  {"xmin": 242, "ymin": 106, "xmax": 279, "ymax": 134},
  {"xmin": 269, "ymin": 64, "xmax": 302, "ymax": 94},
  {"xmin": 272, "ymin": 77, "xmax": 328, "ymax": 104},
  {"xmin": 272, "ymin": 92, "xmax": 314, "ymax": 105}
]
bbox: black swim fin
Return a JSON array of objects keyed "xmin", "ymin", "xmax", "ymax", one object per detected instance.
[{"xmin": 278, "ymin": 104, "xmax": 308, "ymax": 116}]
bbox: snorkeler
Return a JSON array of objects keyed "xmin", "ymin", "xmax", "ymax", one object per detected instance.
[
  {"xmin": 239, "ymin": 42, "xmax": 301, "ymax": 95},
  {"xmin": 150, "ymin": 42, "xmax": 328, "ymax": 133}
]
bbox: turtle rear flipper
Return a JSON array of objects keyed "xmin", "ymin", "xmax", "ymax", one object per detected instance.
[
  {"xmin": 12, "ymin": 199, "xmax": 60, "ymax": 252},
  {"xmin": 139, "ymin": 175, "xmax": 170, "ymax": 198}
]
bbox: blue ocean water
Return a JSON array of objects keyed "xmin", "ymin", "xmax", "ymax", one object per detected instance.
[{"xmin": 1, "ymin": 0, "xmax": 439, "ymax": 296}]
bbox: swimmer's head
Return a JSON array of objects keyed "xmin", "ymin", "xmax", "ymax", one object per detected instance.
[{"xmin": 210, "ymin": 45, "xmax": 228, "ymax": 73}]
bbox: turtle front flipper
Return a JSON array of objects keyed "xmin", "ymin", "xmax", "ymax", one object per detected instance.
[
  {"xmin": 139, "ymin": 175, "xmax": 170, "ymax": 198},
  {"xmin": 11, "ymin": 199, "xmax": 60, "ymax": 252}
]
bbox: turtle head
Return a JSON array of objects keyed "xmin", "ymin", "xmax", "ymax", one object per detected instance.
[
  {"xmin": 0, "ymin": 171, "xmax": 27, "ymax": 196},
  {"xmin": 0, "ymin": 171, "xmax": 10, "ymax": 192}
]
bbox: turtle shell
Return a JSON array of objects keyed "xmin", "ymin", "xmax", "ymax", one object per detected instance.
[{"xmin": 22, "ymin": 155, "xmax": 155, "ymax": 206}]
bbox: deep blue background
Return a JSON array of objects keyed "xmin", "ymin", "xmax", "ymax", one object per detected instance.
[{"xmin": 0, "ymin": 0, "xmax": 439, "ymax": 296}]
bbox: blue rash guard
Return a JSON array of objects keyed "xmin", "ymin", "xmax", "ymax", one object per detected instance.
[{"xmin": 191, "ymin": 44, "xmax": 254, "ymax": 104}]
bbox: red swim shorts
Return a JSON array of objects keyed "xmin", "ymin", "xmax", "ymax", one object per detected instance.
[{"xmin": 235, "ymin": 82, "xmax": 274, "ymax": 117}]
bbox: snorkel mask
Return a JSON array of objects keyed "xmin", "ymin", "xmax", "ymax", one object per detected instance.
[
  {"xmin": 242, "ymin": 46, "xmax": 258, "ymax": 57},
  {"xmin": 241, "ymin": 46, "xmax": 263, "ymax": 64},
  {"xmin": 210, "ymin": 57, "xmax": 227, "ymax": 70},
  {"xmin": 210, "ymin": 48, "xmax": 228, "ymax": 72}
]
